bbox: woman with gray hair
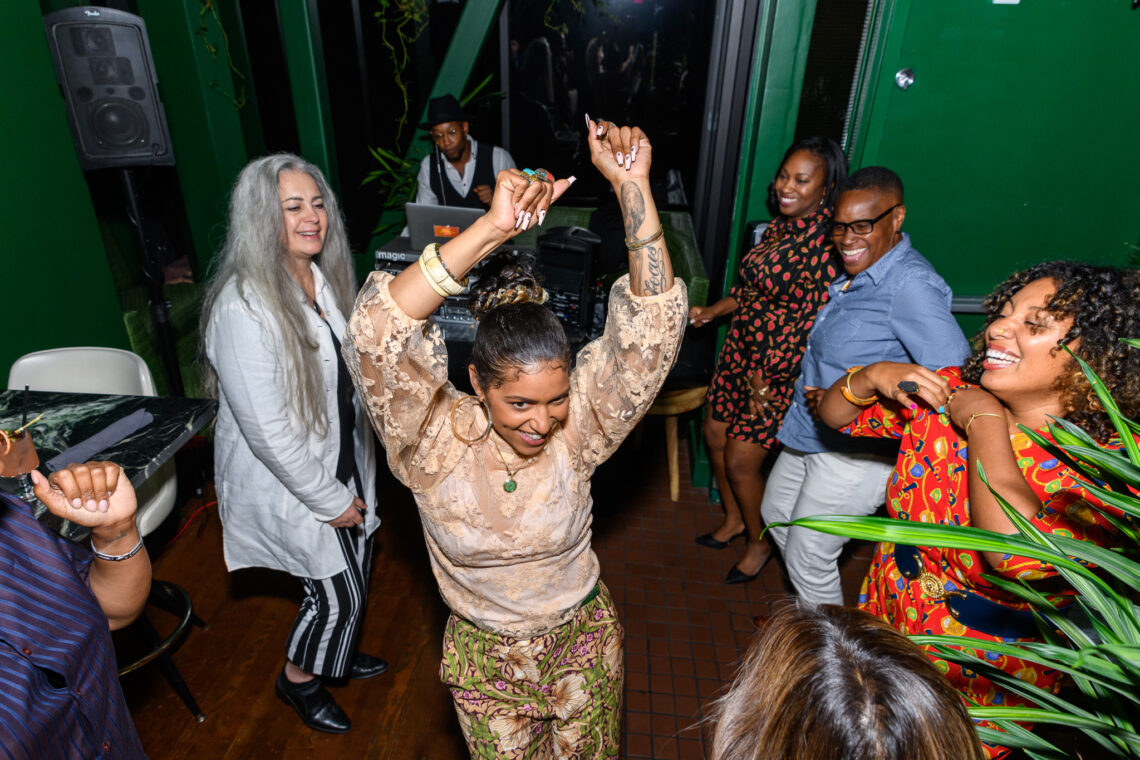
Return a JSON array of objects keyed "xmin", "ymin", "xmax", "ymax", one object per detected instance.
[{"xmin": 201, "ymin": 153, "xmax": 384, "ymax": 734}]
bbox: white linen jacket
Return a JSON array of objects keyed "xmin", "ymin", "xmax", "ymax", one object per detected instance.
[{"xmin": 205, "ymin": 263, "xmax": 378, "ymax": 579}]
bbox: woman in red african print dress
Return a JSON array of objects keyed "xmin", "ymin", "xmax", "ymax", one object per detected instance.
[
  {"xmin": 818, "ymin": 261, "xmax": 1140, "ymax": 758},
  {"xmin": 691, "ymin": 137, "xmax": 846, "ymax": 584}
]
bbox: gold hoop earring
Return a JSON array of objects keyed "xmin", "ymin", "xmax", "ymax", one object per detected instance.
[{"xmin": 450, "ymin": 395, "xmax": 492, "ymax": 444}]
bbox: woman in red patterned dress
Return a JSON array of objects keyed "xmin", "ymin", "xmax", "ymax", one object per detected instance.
[
  {"xmin": 690, "ymin": 137, "xmax": 847, "ymax": 583},
  {"xmin": 817, "ymin": 260, "xmax": 1140, "ymax": 758}
]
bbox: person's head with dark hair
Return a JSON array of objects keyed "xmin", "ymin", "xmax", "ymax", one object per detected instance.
[
  {"xmin": 467, "ymin": 252, "xmax": 572, "ymax": 455},
  {"xmin": 767, "ymin": 136, "xmax": 848, "ymax": 218},
  {"xmin": 709, "ymin": 603, "xmax": 985, "ymax": 760},
  {"xmin": 961, "ymin": 260, "xmax": 1140, "ymax": 443},
  {"xmin": 830, "ymin": 166, "xmax": 907, "ymax": 277}
]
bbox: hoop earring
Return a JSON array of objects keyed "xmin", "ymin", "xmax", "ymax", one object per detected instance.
[{"xmin": 450, "ymin": 395, "xmax": 492, "ymax": 444}]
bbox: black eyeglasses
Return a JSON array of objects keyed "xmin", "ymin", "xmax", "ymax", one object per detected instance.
[{"xmin": 829, "ymin": 204, "xmax": 901, "ymax": 237}]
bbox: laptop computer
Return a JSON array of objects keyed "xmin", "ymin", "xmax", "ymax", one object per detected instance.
[{"xmin": 405, "ymin": 202, "xmax": 486, "ymax": 250}]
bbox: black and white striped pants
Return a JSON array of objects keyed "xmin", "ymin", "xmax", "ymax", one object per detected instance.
[{"xmin": 285, "ymin": 526, "xmax": 373, "ymax": 678}]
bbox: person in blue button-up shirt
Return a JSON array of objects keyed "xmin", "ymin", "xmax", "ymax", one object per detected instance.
[{"xmin": 760, "ymin": 167, "xmax": 970, "ymax": 604}]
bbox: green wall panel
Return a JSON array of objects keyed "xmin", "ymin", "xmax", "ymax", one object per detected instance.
[
  {"xmin": 847, "ymin": 0, "xmax": 1140, "ymax": 298},
  {"xmin": 1, "ymin": 4, "xmax": 129, "ymax": 379},
  {"xmin": 136, "ymin": 0, "xmax": 255, "ymax": 269}
]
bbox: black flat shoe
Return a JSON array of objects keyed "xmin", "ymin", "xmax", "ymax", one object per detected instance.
[
  {"xmin": 694, "ymin": 530, "xmax": 746, "ymax": 550},
  {"xmin": 349, "ymin": 652, "xmax": 389, "ymax": 680},
  {"xmin": 275, "ymin": 671, "xmax": 352, "ymax": 734}
]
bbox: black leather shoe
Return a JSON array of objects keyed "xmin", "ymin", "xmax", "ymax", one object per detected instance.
[
  {"xmin": 724, "ymin": 564, "xmax": 762, "ymax": 584},
  {"xmin": 275, "ymin": 671, "xmax": 351, "ymax": 734},
  {"xmin": 348, "ymin": 652, "xmax": 389, "ymax": 680},
  {"xmin": 694, "ymin": 530, "xmax": 746, "ymax": 550}
]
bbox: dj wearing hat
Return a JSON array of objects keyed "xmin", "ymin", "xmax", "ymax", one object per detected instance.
[{"xmin": 415, "ymin": 94, "xmax": 516, "ymax": 209}]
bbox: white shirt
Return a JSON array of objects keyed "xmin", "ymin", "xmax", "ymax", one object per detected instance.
[
  {"xmin": 415, "ymin": 137, "xmax": 516, "ymax": 205},
  {"xmin": 205, "ymin": 263, "xmax": 379, "ymax": 579}
]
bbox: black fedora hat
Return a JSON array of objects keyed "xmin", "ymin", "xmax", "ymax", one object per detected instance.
[{"xmin": 420, "ymin": 95, "xmax": 473, "ymax": 129}]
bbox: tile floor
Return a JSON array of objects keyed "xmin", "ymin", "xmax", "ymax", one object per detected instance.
[{"xmin": 589, "ymin": 420, "xmax": 874, "ymax": 758}]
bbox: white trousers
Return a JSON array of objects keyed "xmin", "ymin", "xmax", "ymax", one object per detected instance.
[{"xmin": 761, "ymin": 447, "xmax": 894, "ymax": 605}]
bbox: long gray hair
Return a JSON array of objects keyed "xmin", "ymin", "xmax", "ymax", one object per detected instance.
[{"xmin": 200, "ymin": 154, "xmax": 357, "ymax": 436}]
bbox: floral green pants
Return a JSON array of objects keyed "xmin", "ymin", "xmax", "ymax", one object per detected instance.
[{"xmin": 440, "ymin": 581, "xmax": 625, "ymax": 759}]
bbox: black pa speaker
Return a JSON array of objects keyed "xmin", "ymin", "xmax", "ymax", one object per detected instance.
[{"xmin": 43, "ymin": 7, "xmax": 175, "ymax": 170}]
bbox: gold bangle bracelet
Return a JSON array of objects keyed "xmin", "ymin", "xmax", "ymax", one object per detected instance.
[
  {"xmin": 419, "ymin": 244, "xmax": 466, "ymax": 296},
  {"xmin": 626, "ymin": 227, "xmax": 664, "ymax": 250},
  {"xmin": 418, "ymin": 255, "xmax": 453, "ymax": 298},
  {"xmin": 965, "ymin": 412, "xmax": 1004, "ymax": 437},
  {"xmin": 841, "ymin": 366, "xmax": 879, "ymax": 406}
]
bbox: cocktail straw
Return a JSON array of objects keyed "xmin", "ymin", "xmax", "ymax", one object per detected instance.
[{"xmin": 22, "ymin": 385, "xmax": 28, "ymax": 425}]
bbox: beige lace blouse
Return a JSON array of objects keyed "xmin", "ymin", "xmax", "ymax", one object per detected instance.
[{"xmin": 343, "ymin": 271, "xmax": 687, "ymax": 637}]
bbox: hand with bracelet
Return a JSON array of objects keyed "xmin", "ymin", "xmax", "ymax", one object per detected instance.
[
  {"xmin": 818, "ymin": 361, "xmax": 953, "ymax": 428},
  {"xmin": 30, "ymin": 461, "xmax": 150, "ymax": 628}
]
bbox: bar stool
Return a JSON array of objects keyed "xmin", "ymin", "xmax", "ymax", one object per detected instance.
[{"xmin": 646, "ymin": 382, "xmax": 708, "ymax": 501}]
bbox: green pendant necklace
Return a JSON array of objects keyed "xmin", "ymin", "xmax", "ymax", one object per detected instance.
[{"xmin": 489, "ymin": 435, "xmax": 536, "ymax": 493}]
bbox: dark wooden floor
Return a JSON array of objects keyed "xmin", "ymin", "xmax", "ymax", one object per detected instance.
[{"xmin": 121, "ymin": 421, "xmax": 873, "ymax": 758}]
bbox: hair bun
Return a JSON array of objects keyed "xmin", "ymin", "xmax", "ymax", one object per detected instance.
[{"xmin": 468, "ymin": 251, "xmax": 548, "ymax": 319}]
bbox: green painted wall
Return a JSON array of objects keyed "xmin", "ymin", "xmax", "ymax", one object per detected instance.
[
  {"xmin": 1, "ymin": 3, "xmax": 129, "ymax": 378},
  {"xmin": 846, "ymin": 0, "xmax": 1140, "ymax": 298}
]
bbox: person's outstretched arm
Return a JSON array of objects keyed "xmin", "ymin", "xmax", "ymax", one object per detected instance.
[
  {"xmin": 585, "ymin": 117, "xmax": 674, "ymax": 296},
  {"xmin": 389, "ymin": 170, "xmax": 572, "ymax": 319}
]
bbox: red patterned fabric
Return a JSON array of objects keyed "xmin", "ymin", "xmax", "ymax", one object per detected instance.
[
  {"xmin": 845, "ymin": 367, "xmax": 1119, "ymax": 758},
  {"xmin": 706, "ymin": 210, "xmax": 838, "ymax": 445}
]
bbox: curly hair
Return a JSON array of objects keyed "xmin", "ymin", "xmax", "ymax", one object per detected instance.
[
  {"xmin": 467, "ymin": 251, "xmax": 570, "ymax": 390},
  {"xmin": 961, "ymin": 260, "xmax": 1140, "ymax": 443}
]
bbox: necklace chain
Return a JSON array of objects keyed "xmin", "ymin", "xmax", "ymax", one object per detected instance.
[{"xmin": 488, "ymin": 434, "xmax": 537, "ymax": 493}]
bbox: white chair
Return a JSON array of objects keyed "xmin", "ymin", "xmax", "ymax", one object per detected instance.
[
  {"xmin": 7, "ymin": 347, "xmax": 206, "ymax": 721},
  {"xmin": 8, "ymin": 347, "xmax": 176, "ymax": 536}
]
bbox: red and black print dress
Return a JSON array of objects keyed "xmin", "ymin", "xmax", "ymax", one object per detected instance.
[{"xmin": 705, "ymin": 209, "xmax": 837, "ymax": 445}]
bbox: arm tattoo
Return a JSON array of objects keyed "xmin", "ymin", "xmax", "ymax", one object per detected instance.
[
  {"xmin": 620, "ymin": 181, "xmax": 645, "ymax": 238},
  {"xmin": 642, "ymin": 243, "xmax": 666, "ymax": 294}
]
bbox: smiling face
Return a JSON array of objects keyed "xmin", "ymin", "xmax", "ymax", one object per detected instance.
[
  {"xmin": 831, "ymin": 188, "xmax": 905, "ymax": 276},
  {"xmin": 430, "ymin": 120, "xmax": 470, "ymax": 163},
  {"xmin": 471, "ymin": 360, "xmax": 571, "ymax": 456},
  {"xmin": 772, "ymin": 149, "xmax": 827, "ymax": 220},
  {"xmin": 981, "ymin": 277, "xmax": 1076, "ymax": 411},
  {"xmin": 278, "ymin": 170, "xmax": 327, "ymax": 261}
]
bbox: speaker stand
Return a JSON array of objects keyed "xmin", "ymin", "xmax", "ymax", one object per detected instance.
[{"xmin": 120, "ymin": 168, "xmax": 185, "ymax": 397}]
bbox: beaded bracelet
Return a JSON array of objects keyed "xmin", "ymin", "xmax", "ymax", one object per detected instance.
[
  {"xmin": 840, "ymin": 366, "xmax": 879, "ymax": 406},
  {"xmin": 626, "ymin": 227, "xmax": 664, "ymax": 250},
  {"xmin": 91, "ymin": 533, "xmax": 145, "ymax": 562}
]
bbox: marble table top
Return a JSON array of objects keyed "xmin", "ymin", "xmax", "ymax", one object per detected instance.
[{"xmin": 0, "ymin": 389, "xmax": 217, "ymax": 538}]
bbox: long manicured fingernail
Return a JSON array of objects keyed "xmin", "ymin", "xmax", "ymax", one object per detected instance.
[
  {"xmin": 515, "ymin": 210, "xmax": 525, "ymax": 229},
  {"xmin": 616, "ymin": 151, "xmax": 623, "ymax": 165},
  {"xmin": 909, "ymin": 403, "xmax": 917, "ymax": 410},
  {"xmin": 631, "ymin": 144, "xmax": 638, "ymax": 161},
  {"xmin": 523, "ymin": 211, "xmax": 532, "ymax": 229},
  {"xmin": 71, "ymin": 498, "xmax": 81, "ymax": 508},
  {"xmin": 596, "ymin": 123, "xmax": 604, "ymax": 136},
  {"xmin": 567, "ymin": 175, "xmax": 577, "ymax": 185},
  {"xmin": 86, "ymin": 499, "xmax": 96, "ymax": 510},
  {"xmin": 625, "ymin": 154, "xmax": 632, "ymax": 170},
  {"xmin": 585, "ymin": 112, "xmax": 591, "ymax": 128},
  {"xmin": 98, "ymin": 499, "xmax": 109, "ymax": 512},
  {"xmin": 538, "ymin": 209, "xmax": 546, "ymax": 226}
]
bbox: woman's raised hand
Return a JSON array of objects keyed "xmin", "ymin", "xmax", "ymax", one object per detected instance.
[
  {"xmin": 486, "ymin": 168, "xmax": 574, "ymax": 239},
  {"xmin": 586, "ymin": 116, "xmax": 651, "ymax": 184},
  {"xmin": 861, "ymin": 362, "xmax": 952, "ymax": 411}
]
